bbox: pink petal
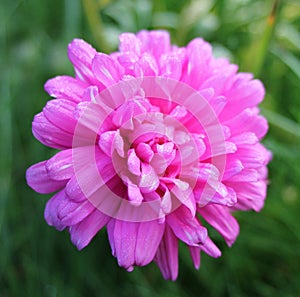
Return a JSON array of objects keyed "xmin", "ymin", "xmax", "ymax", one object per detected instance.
[
  {"xmin": 200, "ymin": 236, "xmax": 222, "ymax": 258},
  {"xmin": 139, "ymin": 163, "xmax": 160, "ymax": 193},
  {"xmin": 119, "ymin": 33, "xmax": 141, "ymax": 55},
  {"xmin": 26, "ymin": 161, "xmax": 66, "ymax": 194},
  {"xmin": 225, "ymin": 108, "xmax": 268, "ymax": 139},
  {"xmin": 127, "ymin": 181, "xmax": 144, "ymax": 206},
  {"xmin": 68, "ymin": 38, "xmax": 97, "ymax": 83},
  {"xmin": 134, "ymin": 53, "xmax": 159, "ymax": 76},
  {"xmin": 137, "ymin": 30, "xmax": 171, "ymax": 61},
  {"xmin": 228, "ymin": 180, "xmax": 267, "ymax": 211},
  {"xmin": 167, "ymin": 206, "xmax": 207, "ymax": 246},
  {"xmin": 198, "ymin": 204, "xmax": 239, "ymax": 246},
  {"xmin": 135, "ymin": 220, "xmax": 165, "ymax": 266},
  {"xmin": 188, "ymin": 246, "xmax": 201, "ymax": 269},
  {"xmin": 57, "ymin": 198, "xmax": 95, "ymax": 226},
  {"xmin": 107, "ymin": 219, "xmax": 137, "ymax": 271},
  {"xmin": 32, "ymin": 112, "xmax": 74, "ymax": 149},
  {"xmin": 181, "ymin": 38, "xmax": 212, "ymax": 88},
  {"xmin": 160, "ymin": 53, "xmax": 182, "ymax": 80},
  {"xmin": 221, "ymin": 79, "xmax": 265, "ymax": 120},
  {"xmin": 44, "ymin": 190, "xmax": 67, "ymax": 231},
  {"xmin": 136, "ymin": 143, "xmax": 154, "ymax": 163},
  {"xmin": 127, "ymin": 149, "xmax": 141, "ymax": 176},
  {"xmin": 98, "ymin": 131, "xmax": 116, "ymax": 156},
  {"xmin": 44, "ymin": 76, "xmax": 87, "ymax": 102},
  {"xmin": 69, "ymin": 209, "xmax": 110, "ymax": 250},
  {"xmin": 162, "ymin": 177, "xmax": 196, "ymax": 216},
  {"xmin": 92, "ymin": 53, "xmax": 123, "ymax": 87},
  {"xmin": 154, "ymin": 225, "xmax": 178, "ymax": 281},
  {"xmin": 45, "ymin": 149, "xmax": 74, "ymax": 181},
  {"xmin": 42, "ymin": 99, "xmax": 77, "ymax": 133}
]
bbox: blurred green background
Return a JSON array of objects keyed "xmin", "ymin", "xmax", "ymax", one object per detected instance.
[{"xmin": 1, "ymin": 0, "xmax": 300, "ymax": 296}]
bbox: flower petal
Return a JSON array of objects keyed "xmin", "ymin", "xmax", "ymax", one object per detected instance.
[
  {"xmin": 198, "ymin": 204, "xmax": 239, "ymax": 246},
  {"xmin": 44, "ymin": 190, "xmax": 67, "ymax": 231},
  {"xmin": 45, "ymin": 149, "xmax": 74, "ymax": 181},
  {"xmin": 68, "ymin": 38, "xmax": 97, "ymax": 83},
  {"xmin": 154, "ymin": 225, "xmax": 178, "ymax": 281},
  {"xmin": 32, "ymin": 112, "xmax": 74, "ymax": 149},
  {"xmin": 44, "ymin": 76, "xmax": 87, "ymax": 102},
  {"xmin": 69, "ymin": 209, "xmax": 110, "ymax": 250},
  {"xmin": 26, "ymin": 161, "xmax": 66, "ymax": 194},
  {"xmin": 167, "ymin": 206, "xmax": 207, "ymax": 246},
  {"xmin": 92, "ymin": 53, "xmax": 123, "ymax": 87}
]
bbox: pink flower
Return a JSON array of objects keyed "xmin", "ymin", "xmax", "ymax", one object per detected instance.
[{"xmin": 26, "ymin": 30, "xmax": 271, "ymax": 280}]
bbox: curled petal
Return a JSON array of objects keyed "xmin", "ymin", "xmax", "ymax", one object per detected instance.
[
  {"xmin": 167, "ymin": 206, "xmax": 207, "ymax": 246},
  {"xmin": 26, "ymin": 161, "xmax": 66, "ymax": 194},
  {"xmin": 44, "ymin": 76, "xmax": 87, "ymax": 102},
  {"xmin": 32, "ymin": 112, "xmax": 74, "ymax": 149}
]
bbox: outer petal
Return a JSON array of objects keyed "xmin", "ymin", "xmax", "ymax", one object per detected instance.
[
  {"xmin": 198, "ymin": 204, "xmax": 239, "ymax": 246},
  {"xmin": 68, "ymin": 38, "xmax": 97, "ymax": 83},
  {"xmin": 69, "ymin": 209, "xmax": 110, "ymax": 250},
  {"xmin": 57, "ymin": 198, "xmax": 95, "ymax": 226},
  {"xmin": 42, "ymin": 99, "xmax": 77, "ymax": 134},
  {"xmin": 26, "ymin": 161, "xmax": 66, "ymax": 194},
  {"xmin": 167, "ymin": 206, "xmax": 207, "ymax": 246},
  {"xmin": 154, "ymin": 225, "xmax": 178, "ymax": 281},
  {"xmin": 107, "ymin": 219, "xmax": 164, "ymax": 271},
  {"xmin": 44, "ymin": 76, "xmax": 87, "ymax": 102},
  {"xmin": 44, "ymin": 190, "xmax": 67, "ymax": 231},
  {"xmin": 45, "ymin": 149, "xmax": 74, "ymax": 181},
  {"xmin": 32, "ymin": 112, "xmax": 74, "ymax": 149},
  {"xmin": 228, "ymin": 180, "xmax": 267, "ymax": 211},
  {"xmin": 137, "ymin": 30, "xmax": 171, "ymax": 61},
  {"xmin": 92, "ymin": 53, "xmax": 123, "ymax": 87}
]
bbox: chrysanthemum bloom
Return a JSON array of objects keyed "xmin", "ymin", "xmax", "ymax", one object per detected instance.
[{"xmin": 26, "ymin": 30, "xmax": 270, "ymax": 280}]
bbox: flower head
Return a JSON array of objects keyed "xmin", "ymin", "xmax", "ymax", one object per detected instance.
[{"xmin": 26, "ymin": 30, "xmax": 271, "ymax": 280}]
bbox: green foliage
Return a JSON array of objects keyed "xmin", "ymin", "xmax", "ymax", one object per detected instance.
[{"xmin": 1, "ymin": 0, "xmax": 300, "ymax": 296}]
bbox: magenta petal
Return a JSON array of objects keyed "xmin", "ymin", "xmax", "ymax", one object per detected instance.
[
  {"xmin": 198, "ymin": 204, "xmax": 239, "ymax": 246},
  {"xmin": 26, "ymin": 161, "xmax": 66, "ymax": 194},
  {"xmin": 188, "ymin": 246, "xmax": 201, "ymax": 269},
  {"xmin": 107, "ymin": 219, "xmax": 164, "ymax": 270},
  {"xmin": 137, "ymin": 30, "xmax": 171, "ymax": 60},
  {"xmin": 201, "ymin": 236, "xmax": 222, "ymax": 258},
  {"xmin": 160, "ymin": 53, "xmax": 182, "ymax": 80},
  {"xmin": 43, "ymin": 99, "xmax": 77, "ymax": 134},
  {"xmin": 127, "ymin": 181, "xmax": 144, "ymax": 206},
  {"xmin": 134, "ymin": 53, "xmax": 159, "ymax": 76},
  {"xmin": 154, "ymin": 225, "xmax": 178, "ymax": 281},
  {"xmin": 229, "ymin": 180, "xmax": 267, "ymax": 211},
  {"xmin": 167, "ymin": 206, "xmax": 207, "ymax": 246},
  {"xmin": 44, "ymin": 190, "xmax": 67, "ymax": 231},
  {"xmin": 58, "ymin": 198, "xmax": 95, "ymax": 226},
  {"xmin": 135, "ymin": 220, "xmax": 165, "ymax": 266},
  {"xmin": 68, "ymin": 38, "xmax": 97, "ymax": 83},
  {"xmin": 119, "ymin": 33, "xmax": 141, "ymax": 55},
  {"xmin": 98, "ymin": 131, "xmax": 116, "ymax": 156},
  {"xmin": 44, "ymin": 76, "xmax": 87, "ymax": 102},
  {"xmin": 92, "ymin": 53, "xmax": 123, "ymax": 87},
  {"xmin": 69, "ymin": 209, "xmax": 110, "ymax": 250},
  {"xmin": 32, "ymin": 112, "xmax": 74, "ymax": 149},
  {"xmin": 127, "ymin": 149, "xmax": 141, "ymax": 176},
  {"xmin": 107, "ymin": 219, "xmax": 138, "ymax": 271},
  {"xmin": 46, "ymin": 149, "xmax": 73, "ymax": 181}
]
